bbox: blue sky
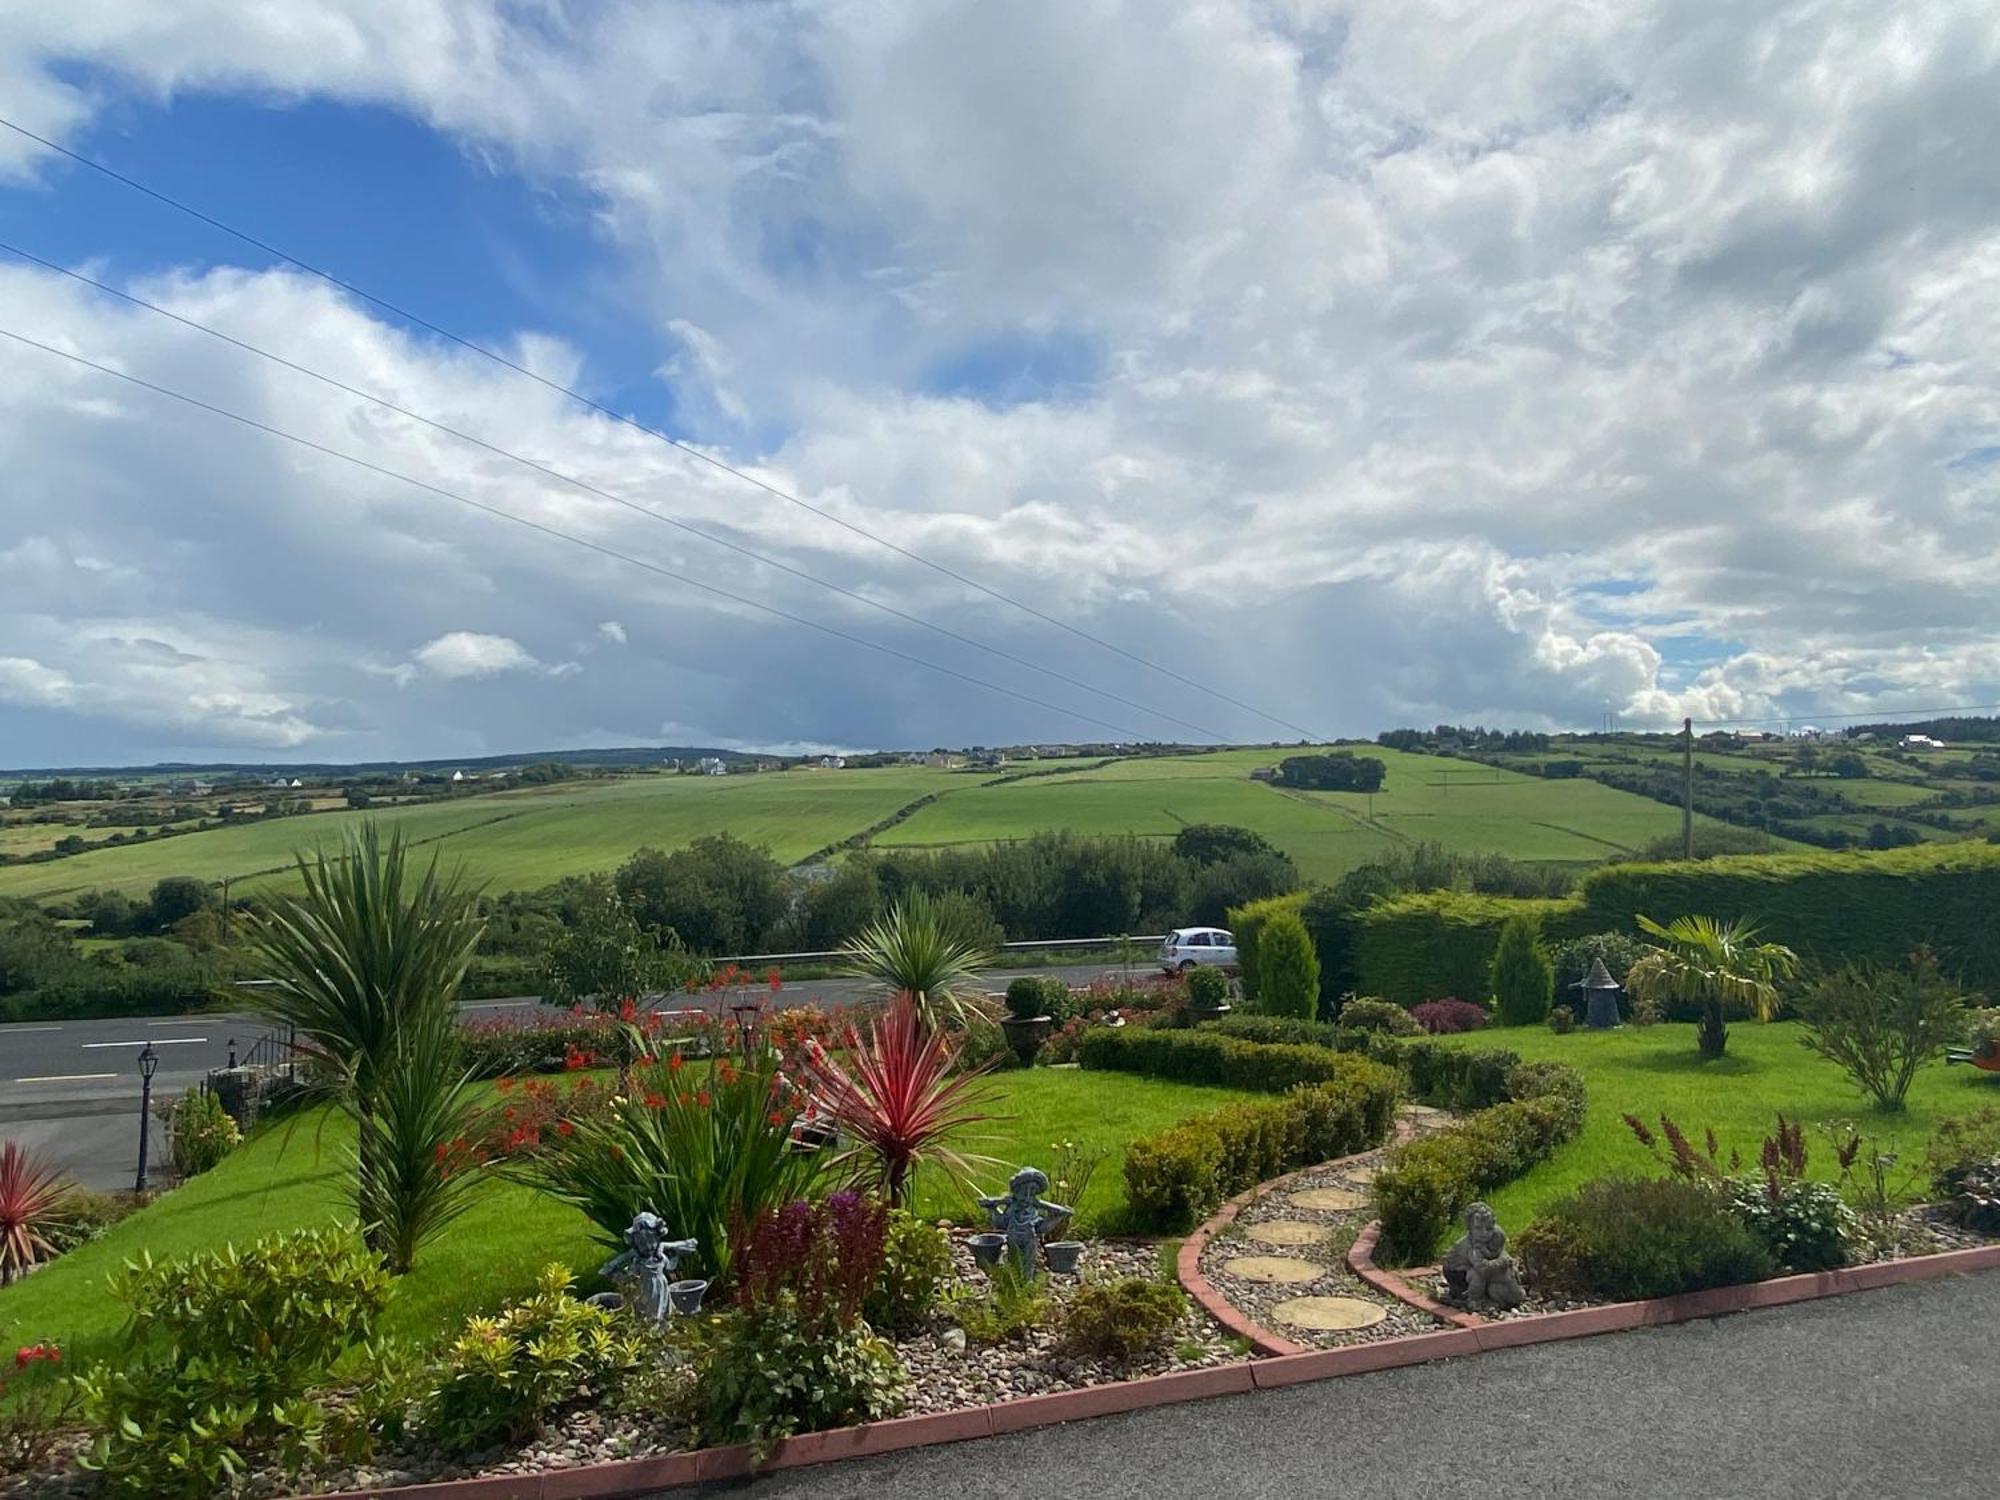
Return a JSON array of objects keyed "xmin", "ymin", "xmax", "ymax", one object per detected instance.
[{"xmin": 0, "ymin": 2, "xmax": 1995, "ymax": 767}]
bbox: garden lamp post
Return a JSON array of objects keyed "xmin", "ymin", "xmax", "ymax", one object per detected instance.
[{"xmin": 134, "ymin": 1042, "xmax": 160, "ymax": 1193}]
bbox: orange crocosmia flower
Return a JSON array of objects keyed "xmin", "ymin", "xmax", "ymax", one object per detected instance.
[
  {"xmin": 667, "ymin": 1052, "xmax": 685, "ymax": 1073},
  {"xmin": 555, "ymin": 1119, "xmax": 574, "ymax": 1137},
  {"xmin": 696, "ymin": 1089, "xmax": 712, "ymax": 1108},
  {"xmin": 644, "ymin": 1092, "xmax": 666, "ymax": 1110}
]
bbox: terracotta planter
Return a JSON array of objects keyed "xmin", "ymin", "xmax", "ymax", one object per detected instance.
[{"xmin": 1001, "ymin": 1014, "xmax": 1054, "ymax": 1064}]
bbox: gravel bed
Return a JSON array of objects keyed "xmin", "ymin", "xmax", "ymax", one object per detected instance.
[{"xmin": 1201, "ymin": 1151, "xmax": 1449, "ymax": 1348}]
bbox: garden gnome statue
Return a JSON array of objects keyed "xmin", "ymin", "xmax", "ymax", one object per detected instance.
[
  {"xmin": 1441, "ymin": 1202, "xmax": 1526, "ymax": 1312},
  {"xmin": 600, "ymin": 1210, "xmax": 699, "ymax": 1322},
  {"xmin": 979, "ymin": 1167, "xmax": 1071, "ymax": 1278}
]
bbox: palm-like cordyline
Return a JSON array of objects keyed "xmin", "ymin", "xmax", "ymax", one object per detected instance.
[
  {"xmin": 244, "ymin": 824, "xmax": 485, "ymax": 1269},
  {"xmin": 1627, "ymin": 913, "xmax": 1798, "ymax": 1059},
  {"xmin": 0, "ymin": 1141, "xmax": 73, "ymax": 1285},
  {"xmin": 836, "ymin": 892, "xmax": 993, "ymax": 1031},
  {"xmin": 798, "ymin": 996, "xmax": 995, "ymax": 1206},
  {"xmin": 352, "ymin": 1005, "xmax": 487, "ymax": 1274}
]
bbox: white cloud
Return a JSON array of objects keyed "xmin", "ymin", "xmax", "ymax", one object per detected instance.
[
  {"xmin": 411, "ymin": 632, "xmax": 540, "ymax": 679},
  {"xmin": 1, "ymin": 2, "xmax": 1998, "ymax": 761},
  {"xmin": 0, "ymin": 656, "xmax": 75, "ymax": 708}
]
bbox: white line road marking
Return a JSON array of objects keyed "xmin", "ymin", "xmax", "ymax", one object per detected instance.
[
  {"xmin": 15, "ymin": 1073, "xmax": 118, "ymax": 1084},
  {"xmin": 4, "ymin": 1025, "xmax": 62, "ymax": 1033},
  {"xmin": 80, "ymin": 1038, "xmax": 208, "ymax": 1049}
]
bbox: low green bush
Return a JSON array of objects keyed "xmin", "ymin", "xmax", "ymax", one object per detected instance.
[
  {"xmin": 1928, "ymin": 1107, "xmax": 2000, "ymax": 1198},
  {"xmin": 1121, "ymin": 1062, "xmax": 1401, "ymax": 1231},
  {"xmin": 865, "ymin": 1211, "xmax": 954, "ymax": 1334},
  {"xmin": 1059, "ymin": 1277, "xmax": 1187, "ymax": 1363},
  {"xmin": 1722, "ymin": 1176, "xmax": 1856, "ymax": 1273},
  {"xmin": 75, "ymin": 1229, "xmax": 390, "ymax": 1498},
  {"xmin": 166, "ymin": 1086, "xmax": 240, "ymax": 1179},
  {"xmin": 1203, "ymin": 1013, "xmax": 1526, "ymax": 1111},
  {"xmin": 685, "ymin": 1298, "xmax": 904, "ymax": 1460},
  {"xmin": 1337, "ymin": 997, "xmax": 1421, "ymax": 1036},
  {"xmin": 424, "ymin": 1264, "xmax": 645, "ymax": 1452},
  {"xmin": 946, "ymin": 1261, "xmax": 1049, "ymax": 1343},
  {"xmin": 1547, "ymin": 1004, "xmax": 1576, "ymax": 1034},
  {"xmin": 1369, "ymin": 1060, "xmax": 1587, "ymax": 1264},
  {"xmin": 1516, "ymin": 1177, "xmax": 1775, "ymax": 1301}
]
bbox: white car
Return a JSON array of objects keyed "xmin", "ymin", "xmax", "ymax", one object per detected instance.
[{"xmin": 1159, "ymin": 926, "xmax": 1238, "ymax": 973}]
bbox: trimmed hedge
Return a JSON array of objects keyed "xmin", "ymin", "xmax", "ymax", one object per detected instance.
[
  {"xmin": 1369, "ymin": 1057, "xmax": 1588, "ymax": 1265},
  {"xmin": 1350, "ymin": 842, "xmax": 2000, "ymax": 1003},
  {"xmin": 1078, "ymin": 1026, "xmax": 1370, "ymax": 1093},
  {"xmin": 1121, "ymin": 1063, "xmax": 1402, "ymax": 1230},
  {"xmin": 1204, "ymin": 1014, "xmax": 1524, "ymax": 1111}
]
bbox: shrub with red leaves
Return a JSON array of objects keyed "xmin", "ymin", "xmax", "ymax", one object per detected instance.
[
  {"xmin": 0, "ymin": 1143, "xmax": 72, "ymax": 1287},
  {"xmin": 731, "ymin": 1191, "xmax": 888, "ymax": 1324},
  {"xmin": 1411, "ymin": 999, "xmax": 1490, "ymax": 1035}
]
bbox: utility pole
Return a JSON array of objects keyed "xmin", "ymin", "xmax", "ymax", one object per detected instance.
[{"xmin": 1681, "ymin": 716, "xmax": 1695, "ymax": 860}]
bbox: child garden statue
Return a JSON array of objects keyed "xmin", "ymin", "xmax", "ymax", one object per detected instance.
[
  {"xmin": 979, "ymin": 1167, "xmax": 1072, "ymax": 1278},
  {"xmin": 600, "ymin": 1210, "xmax": 699, "ymax": 1322},
  {"xmin": 1440, "ymin": 1201, "xmax": 1526, "ymax": 1312}
]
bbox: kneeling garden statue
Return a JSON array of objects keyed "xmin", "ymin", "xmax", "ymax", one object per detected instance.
[
  {"xmin": 600, "ymin": 1210, "xmax": 702, "ymax": 1322},
  {"xmin": 1440, "ymin": 1201, "xmax": 1526, "ymax": 1312},
  {"xmin": 978, "ymin": 1167, "xmax": 1072, "ymax": 1278}
]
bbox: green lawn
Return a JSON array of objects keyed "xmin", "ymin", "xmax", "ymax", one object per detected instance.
[
  {"xmin": 1440, "ymin": 1021, "xmax": 2000, "ymax": 1227},
  {"xmin": 0, "ymin": 1068, "xmax": 1255, "ymax": 1363}
]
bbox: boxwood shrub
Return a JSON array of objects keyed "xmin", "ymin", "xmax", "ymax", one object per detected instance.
[
  {"xmin": 1078, "ymin": 1026, "xmax": 1363, "ymax": 1093},
  {"xmin": 1121, "ymin": 1059, "xmax": 1402, "ymax": 1231},
  {"xmin": 1204, "ymin": 1014, "xmax": 1526, "ymax": 1111},
  {"xmin": 1369, "ymin": 1057, "xmax": 1588, "ymax": 1265}
]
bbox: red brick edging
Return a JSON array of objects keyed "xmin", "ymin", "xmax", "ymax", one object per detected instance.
[{"xmin": 315, "ymin": 1237, "xmax": 2000, "ymax": 1498}]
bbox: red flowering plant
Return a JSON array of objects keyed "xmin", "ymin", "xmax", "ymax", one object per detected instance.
[
  {"xmin": 795, "ymin": 995, "xmax": 996, "ymax": 1207},
  {"xmin": 0, "ymin": 1340, "xmax": 76, "ymax": 1471},
  {"xmin": 505, "ymin": 1032, "xmax": 825, "ymax": 1294}
]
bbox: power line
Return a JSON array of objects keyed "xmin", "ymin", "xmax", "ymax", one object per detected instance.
[
  {"xmin": 0, "ymin": 241, "xmax": 1231, "ymax": 743},
  {"xmin": 0, "ymin": 113, "xmax": 1327, "ymax": 742},
  {"xmin": 1, "ymin": 324, "xmax": 1166, "ymax": 741}
]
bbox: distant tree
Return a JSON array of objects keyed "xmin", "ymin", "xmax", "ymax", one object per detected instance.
[
  {"xmin": 614, "ymin": 834, "xmax": 788, "ymax": 954},
  {"xmin": 1831, "ymin": 752, "xmax": 1869, "ymax": 779},
  {"xmin": 1541, "ymin": 759, "xmax": 1584, "ymax": 779},
  {"xmin": 1276, "ymin": 753, "xmax": 1387, "ymax": 793},
  {"xmin": 540, "ymin": 881, "xmax": 695, "ymax": 1008},
  {"xmin": 147, "ymin": 876, "xmax": 215, "ymax": 933},
  {"xmin": 0, "ymin": 908, "xmax": 74, "ymax": 995},
  {"xmin": 1172, "ymin": 824, "xmax": 1278, "ymax": 866},
  {"xmin": 1490, "ymin": 914, "xmax": 1554, "ymax": 1026}
]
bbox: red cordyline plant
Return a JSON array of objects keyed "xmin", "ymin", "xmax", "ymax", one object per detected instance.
[
  {"xmin": 797, "ymin": 994, "xmax": 996, "ymax": 1207},
  {"xmin": 0, "ymin": 1142, "xmax": 73, "ymax": 1286}
]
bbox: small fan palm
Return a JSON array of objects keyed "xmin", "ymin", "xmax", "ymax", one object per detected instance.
[
  {"xmin": 1626, "ymin": 913, "xmax": 1798, "ymax": 1059},
  {"xmin": 837, "ymin": 891, "xmax": 993, "ymax": 1030},
  {"xmin": 0, "ymin": 1142, "xmax": 73, "ymax": 1286}
]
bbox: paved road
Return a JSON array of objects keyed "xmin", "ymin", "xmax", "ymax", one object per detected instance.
[
  {"xmin": 714, "ymin": 1271, "xmax": 2000, "ymax": 1500},
  {"xmin": 0, "ymin": 964, "xmax": 1127, "ymax": 1188}
]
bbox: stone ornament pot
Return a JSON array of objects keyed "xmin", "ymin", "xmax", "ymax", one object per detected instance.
[
  {"xmin": 1000, "ymin": 1014, "xmax": 1054, "ymax": 1065},
  {"xmin": 1188, "ymin": 1002, "xmax": 1232, "ymax": 1024},
  {"xmin": 968, "ymin": 1233, "xmax": 1007, "ymax": 1270},
  {"xmin": 1043, "ymin": 1241, "xmax": 1085, "ymax": 1275},
  {"xmin": 668, "ymin": 1279, "xmax": 710, "ymax": 1315}
]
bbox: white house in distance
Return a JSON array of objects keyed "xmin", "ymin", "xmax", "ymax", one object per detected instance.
[
  {"xmin": 818, "ymin": 755, "xmax": 846, "ymax": 770},
  {"xmin": 696, "ymin": 757, "xmax": 728, "ymax": 776},
  {"xmin": 1901, "ymin": 733, "xmax": 1946, "ymax": 751}
]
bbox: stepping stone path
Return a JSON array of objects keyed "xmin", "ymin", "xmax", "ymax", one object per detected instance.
[
  {"xmin": 1244, "ymin": 1219, "xmax": 1327, "ymax": 1247},
  {"xmin": 1344, "ymin": 1165, "xmax": 1377, "ymax": 1184},
  {"xmin": 1221, "ymin": 1255, "xmax": 1322, "ymax": 1285},
  {"xmin": 1289, "ymin": 1186, "xmax": 1366, "ymax": 1212},
  {"xmin": 1271, "ymin": 1296, "xmax": 1388, "ymax": 1332}
]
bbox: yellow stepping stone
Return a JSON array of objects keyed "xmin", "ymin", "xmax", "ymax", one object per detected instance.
[
  {"xmin": 1244, "ymin": 1219, "xmax": 1326, "ymax": 1247},
  {"xmin": 1344, "ymin": 1166, "xmax": 1377, "ymax": 1185},
  {"xmin": 1271, "ymin": 1296, "xmax": 1389, "ymax": 1332},
  {"xmin": 1221, "ymin": 1255, "xmax": 1321, "ymax": 1285},
  {"xmin": 1289, "ymin": 1186, "xmax": 1365, "ymax": 1212}
]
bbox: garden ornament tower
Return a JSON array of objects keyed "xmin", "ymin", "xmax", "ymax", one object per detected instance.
[{"xmin": 1575, "ymin": 957, "xmax": 1623, "ymax": 1030}]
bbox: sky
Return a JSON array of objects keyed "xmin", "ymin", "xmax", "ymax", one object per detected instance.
[{"xmin": 1, "ymin": 1, "xmax": 1997, "ymax": 767}]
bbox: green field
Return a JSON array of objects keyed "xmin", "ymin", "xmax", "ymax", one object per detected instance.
[
  {"xmin": 0, "ymin": 1068, "xmax": 1255, "ymax": 1363},
  {"xmin": 1438, "ymin": 1021, "xmax": 1999, "ymax": 1227},
  {"xmin": 0, "ymin": 742, "xmax": 1853, "ymax": 901}
]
